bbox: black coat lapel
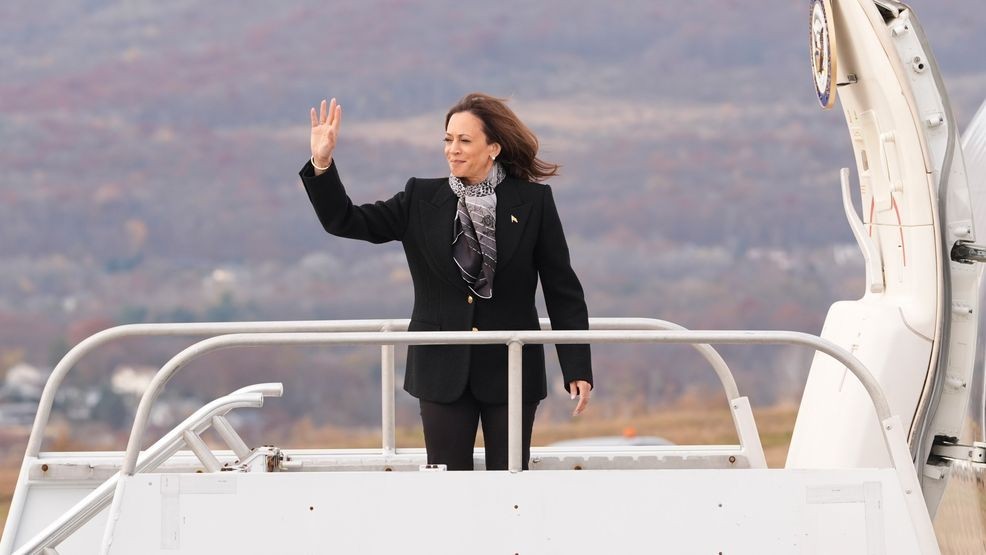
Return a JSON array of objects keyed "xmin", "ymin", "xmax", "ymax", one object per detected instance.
[
  {"xmin": 495, "ymin": 178, "xmax": 532, "ymax": 271},
  {"xmin": 419, "ymin": 183, "xmax": 470, "ymax": 293}
]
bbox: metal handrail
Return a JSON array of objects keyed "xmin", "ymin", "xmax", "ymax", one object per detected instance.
[
  {"xmin": 7, "ymin": 317, "xmax": 732, "ymax": 553},
  {"xmin": 14, "ymin": 385, "xmax": 277, "ymax": 555},
  {"xmin": 116, "ymin": 329, "xmax": 893, "ymax": 476},
  {"xmin": 24, "ymin": 320, "xmax": 404, "ymax": 458},
  {"xmin": 23, "ymin": 317, "xmax": 733, "ymax": 457},
  {"xmin": 374, "ymin": 318, "xmax": 739, "ymax": 460}
]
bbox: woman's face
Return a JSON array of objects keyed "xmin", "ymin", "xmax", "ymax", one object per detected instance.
[{"xmin": 445, "ymin": 111, "xmax": 500, "ymax": 185}]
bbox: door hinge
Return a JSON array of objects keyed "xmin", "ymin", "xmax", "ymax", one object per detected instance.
[
  {"xmin": 930, "ymin": 438, "xmax": 986, "ymax": 463},
  {"xmin": 951, "ymin": 241, "xmax": 986, "ymax": 264}
]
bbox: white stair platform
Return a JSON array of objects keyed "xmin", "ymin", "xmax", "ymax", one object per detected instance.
[{"xmin": 101, "ymin": 467, "xmax": 923, "ymax": 554}]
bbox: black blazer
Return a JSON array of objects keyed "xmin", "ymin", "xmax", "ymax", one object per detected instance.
[{"xmin": 300, "ymin": 160, "xmax": 592, "ymax": 403}]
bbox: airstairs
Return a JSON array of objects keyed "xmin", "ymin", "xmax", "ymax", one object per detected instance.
[{"xmin": 0, "ymin": 319, "xmax": 941, "ymax": 553}]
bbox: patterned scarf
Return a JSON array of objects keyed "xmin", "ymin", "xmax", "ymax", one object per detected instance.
[{"xmin": 450, "ymin": 162, "xmax": 505, "ymax": 299}]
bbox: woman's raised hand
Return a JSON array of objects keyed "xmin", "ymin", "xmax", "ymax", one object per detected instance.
[{"xmin": 310, "ymin": 98, "xmax": 343, "ymax": 169}]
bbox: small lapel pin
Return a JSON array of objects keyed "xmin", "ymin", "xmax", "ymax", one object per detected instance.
[{"xmin": 510, "ymin": 215, "xmax": 518, "ymax": 223}]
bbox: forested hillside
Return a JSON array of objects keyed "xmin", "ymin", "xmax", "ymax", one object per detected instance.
[{"xmin": 1, "ymin": 1, "xmax": 984, "ymax": 433}]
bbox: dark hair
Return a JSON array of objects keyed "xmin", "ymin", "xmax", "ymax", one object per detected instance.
[{"xmin": 445, "ymin": 92, "xmax": 559, "ymax": 183}]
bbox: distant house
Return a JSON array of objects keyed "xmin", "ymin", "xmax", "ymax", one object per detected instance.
[
  {"xmin": 0, "ymin": 363, "xmax": 49, "ymax": 426},
  {"xmin": 111, "ymin": 366, "xmax": 157, "ymax": 397},
  {"xmin": 0, "ymin": 363, "xmax": 100, "ymax": 425},
  {"xmin": 110, "ymin": 365, "xmax": 206, "ymax": 429},
  {"xmin": 2, "ymin": 362, "xmax": 48, "ymax": 401},
  {"xmin": 0, "ymin": 403, "xmax": 39, "ymax": 426},
  {"xmin": 149, "ymin": 397, "xmax": 210, "ymax": 429}
]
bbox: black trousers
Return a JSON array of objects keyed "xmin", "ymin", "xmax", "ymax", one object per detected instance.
[{"xmin": 419, "ymin": 388, "xmax": 539, "ymax": 471}]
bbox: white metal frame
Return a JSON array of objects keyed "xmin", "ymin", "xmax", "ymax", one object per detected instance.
[
  {"xmin": 111, "ymin": 328, "xmax": 890, "ymax": 474},
  {"xmin": 105, "ymin": 327, "xmax": 932, "ymax": 551},
  {"xmin": 1, "ymin": 319, "xmax": 938, "ymax": 554},
  {"xmin": 12, "ymin": 383, "xmax": 282, "ymax": 554},
  {"xmin": 19, "ymin": 318, "xmax": 733, "ymax": 459},
  {"xmin": 3, "ymin": 318, "xmax": 734, "ymax": 554}
]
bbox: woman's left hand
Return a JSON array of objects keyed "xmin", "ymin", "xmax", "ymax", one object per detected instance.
[{"xmin": 568, "ymin": 380, "xmax": 592, "ymax": 416}]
